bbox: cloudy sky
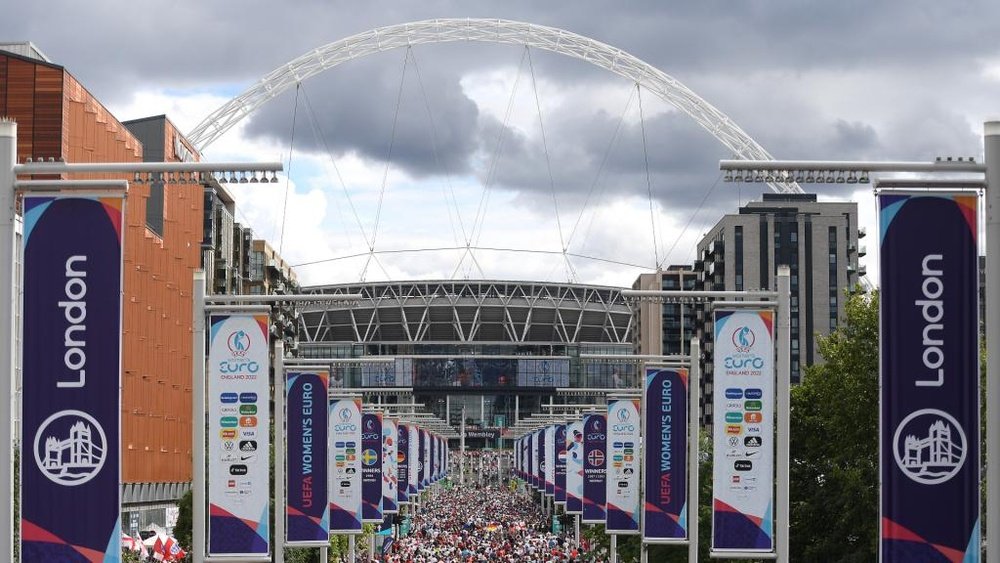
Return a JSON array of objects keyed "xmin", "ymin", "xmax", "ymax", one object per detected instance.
[{"xmin": 5, "ymin": 1, "xmax": 999, "ymax": 287}]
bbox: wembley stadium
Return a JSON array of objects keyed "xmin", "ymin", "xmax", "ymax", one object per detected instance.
[{"xmin": 298, "ymin": 279, "xmax": 647, "ymax": 442}]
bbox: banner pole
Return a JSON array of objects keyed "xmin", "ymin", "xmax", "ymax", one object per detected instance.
[
  {"xmin": 985, "ymin": 120, "xmax": 1000, "ymax": 563},
  {"xmin": 776, "ymin": 266, "xmax": 791, "ymax": 562},
  {"xmin": 192, "ymin": 271, "xmax": 206, "ymax": 563},
  {"xmin": 348, "ymin": 534, "xmax": 355, "ymax": 562},
  {"xmin": 689, "ymin": 338, "xmax": 701, "ymax": 563},
  {"xmin": 274, "ymin": 340, "xmax": 285, "ymax": 563},
  {"xmin": 0, "ymin": 120, "xmax": 15, "ymax": 563},
  {"xmin": 610, "ymin": 533, "xmax": 618, "ymax": 563}
]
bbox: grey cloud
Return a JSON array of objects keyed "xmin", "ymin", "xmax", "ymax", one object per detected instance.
[{"xmin": 243, "ymin": 56, "xmax": 481, "ymax": 177}]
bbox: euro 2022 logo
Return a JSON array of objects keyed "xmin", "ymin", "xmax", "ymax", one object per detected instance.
[
  {"xmin": 732, "ymin": 325, "xmax": 756, "ymax": 353},
  {"xmin": 34, "ymin": 409, "xmax": 108, "ymax": 487},
  {"xmin": 893, "ymin": 408, "xmax": 967, "ymax": 485},
  {"xmin": 227, "ymin": 329, "xmax": 251, "ymax": 357},
  {"xmin": 365, "ymin": 417, "xmax": 375, "ymax": 431},
  {"xmin": 339, "ymin": 407, "xmax": 353, "ymax": 423},
  {"xmin": 616, "ymin": 406, "xmax": 630, "ymax": 423}
]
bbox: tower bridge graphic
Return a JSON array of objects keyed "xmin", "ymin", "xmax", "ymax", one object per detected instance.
[
  {"xmin": 899, "ymin": 419, "xmax": 963, "ymax": 478},
  {"xmin": 40, "ymin": 420, "xmax": 105, "ymax": 483}
]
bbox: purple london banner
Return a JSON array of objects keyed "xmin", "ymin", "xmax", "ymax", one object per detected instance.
[
  {"xmin": 286, "ymin": 370, "xmax": 330, "ymax": 544},
  {"xmin": 879, "ymin": 193, "xmax": 980, "ymax": 562},
  {"xmin": 397, "ymin": 423, "xmax": 410, "ymax": 505},
  {"xmin": 21, "ymin": 195, "xmax": 124, "ymax": 561},
  {"xmin": 330, "ymin": 398, "xmax": 363, "ymax": 534},
  {"xmin": 554, "ymin": 424, "xmax": 567, "ymax": 505},
  {"xmin": 582, "ymin": 413, "xmax": 608, "ymax": 524},
  {"xmin": 643, "ymin": 366, "xmax": 689, "ymax": 543},
  {"xmin": 361, "ymin": 413, "xmax": 384, "ymax": 523},
  {"xmin": 565, "ymin": 420, "xmax": 585, "ymax": 514}
]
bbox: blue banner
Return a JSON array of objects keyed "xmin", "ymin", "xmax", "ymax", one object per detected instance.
[
  {"xmin": 643, "ymin": 366, "xmax": 688, "ymax": 542},
  {"xmin": 286, "ymin": 370, "xmax": 330, "ymax": 544},
  {"xmin": 397, "ymin": 423, "xmax": 410, "ymax": 505},
  {"xmin": 21, "ymin": 195, "xmax": 124, "ymax": 561},
  {"xmin": 879, "ymin": 193, "xmax": 980, "ymax": 562},
  {"xmin": 361, "ymin": 413, "xmax": 383, "ymax": 523},
  {"xmin": 330, "ymin": 398, "xmax": 363, "ymax": 533},
  {"xmin": 582, "ymin": 413, "xmax": 608, "ymax": 524},
  {"xmin": 554, "ymin": 424, "xmax": 567, "ymax": 504},
  {"xmin": 418, "ymin": 428, "xmax": 427, "ymax": 491}
]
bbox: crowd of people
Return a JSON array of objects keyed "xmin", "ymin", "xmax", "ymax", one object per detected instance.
[{"xmin": 379, "ymin": 483, "xmax": 606, "ymax": 563}]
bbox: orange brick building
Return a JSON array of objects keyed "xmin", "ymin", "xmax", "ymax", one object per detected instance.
[{"xmin": 0, "ymin": 46, "xmax": 200, "ymax": 502}]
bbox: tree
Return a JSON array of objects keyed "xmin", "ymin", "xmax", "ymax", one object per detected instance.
[
  {"xmin": 789, "ymin": 290, "xmax": 879, "ymax": 562},
  {"xmin": 174, "ymin": 488, "xmax": 193, "ymax": 552}
]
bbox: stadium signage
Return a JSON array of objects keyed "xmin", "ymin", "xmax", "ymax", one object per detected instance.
[{"xmin": 606, "ymin": 399, "xmax": 641, "ymax": 534}]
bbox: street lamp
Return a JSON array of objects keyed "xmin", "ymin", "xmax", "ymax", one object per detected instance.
[
  {"xmin": 1, "ymin": 117, "xmax": 283, "ymax": 563},
  {"xmin": 718, "ymin": 121, "xmax": 999, "ymax": 563}
]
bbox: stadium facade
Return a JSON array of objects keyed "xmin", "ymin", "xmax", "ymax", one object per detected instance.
[{"xmin": 299, "ymin": 280, "xmax": 642, "ymax": 442}]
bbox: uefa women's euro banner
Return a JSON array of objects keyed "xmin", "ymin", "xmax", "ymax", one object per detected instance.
[
  {"xmin": 554, "ymin": 424, "xmax": 567, "ymax": 504},
  {"xmin": 408, "ymin": 425, "xmax": 419, "ymax": 497},
  {"xmin": 21, "ymin": 195, "xmax": 124, "ymax": 560},
  {"xmin": 330, "ymin": 398, "xmax": 363, "ymax": 534},
  {"xmin": 565, "ymin": 420, "xmax": 585, "ymax": 514},
  {"xmin": 361, "ymin": 413, "xmax": 383, "ymax": 523},
  {"xmin": 643, "ymin": 366, "xmax": 688, "ymax": 543},
  {"xmin": 545, "ymin": 425, "xmax": 555, "ymax": 496},
  {"xmin": 582, "ymin": 413, "xmax": 608, "ymax": 524},
  {"xmin": 285, "ymin": 370, "xmax": 330, "ymax": 544},
  {"xmin": 397, "ymin": 423, "xmax": 410, "ymax": 505},
  {"xmin": 712, "ymin": 308, "xmax": 774, "ymax": 554},
  {"xmin": 879, "ymin": 193, "xmax": 980, "ymax": 562},
  {"xmin": 382, "ymin": 418, "xmax": 399, "ymax": 514},
  {"xmin": 207, "ymin": 313, "xmax": 271, "ymax": 556},
  {"xmin": 606, "ymin": 399, "xmax": 641, "ymax": 534}
]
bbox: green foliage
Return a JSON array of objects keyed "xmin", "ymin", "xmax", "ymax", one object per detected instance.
[
  {"xmin": 789, "ymin": 289, "xmax": 879, "ymax": 562},
  {"xmin": 174, "ymin": 488, "xmax": 193, "ymax": 552}
]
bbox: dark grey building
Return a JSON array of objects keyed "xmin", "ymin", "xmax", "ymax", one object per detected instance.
[{"xmin": 695, "ymin": 193, "xmax": 862, "ymax": 422}]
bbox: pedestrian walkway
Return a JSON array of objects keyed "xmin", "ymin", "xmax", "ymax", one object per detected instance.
[{"xmin": 381, "ymin": 483, "xmax": 602, "ymax": 562}]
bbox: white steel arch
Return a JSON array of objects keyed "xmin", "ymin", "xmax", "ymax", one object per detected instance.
[{"xmin": 187, "ymin": 18, "xmax": 801, "ymax": 194}]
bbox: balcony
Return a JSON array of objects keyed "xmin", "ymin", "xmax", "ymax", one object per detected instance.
[{"xmin": 858, "ymin": 227, "xmax": 867, "ymax": 239}]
